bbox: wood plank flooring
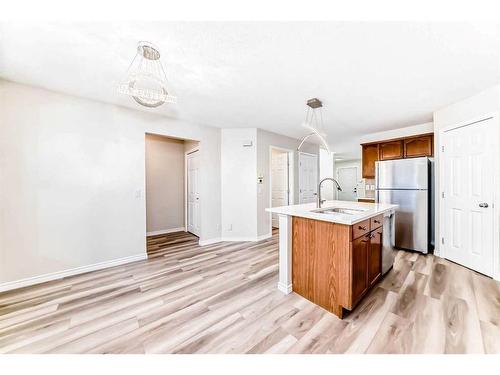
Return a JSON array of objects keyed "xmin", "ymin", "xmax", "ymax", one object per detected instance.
[{"xmin": 0, "ymin": 230, "xmax": 499, "ymax": 354}]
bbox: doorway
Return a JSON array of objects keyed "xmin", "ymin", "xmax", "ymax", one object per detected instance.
[
  {"xmin": 298, "ymin": 152, "xmax": 318, "ymax": 204},
  {"xmin": 145, "ymin": 134, "xmax": 186, "ymax": 237},
  {"xmin": 337, "ymin": 166, "xmax": 358, "ymax": 201},
  {"xmin": 186, "ymin": 149, "xmax": 201, "ymax": 237},
  {"xmin": 441, "ymin": 115, "xmax": 499, "ymax": 278},
  {"xmin": 270, "ymin": 147, "xmax": 292, "ymax": 229}
]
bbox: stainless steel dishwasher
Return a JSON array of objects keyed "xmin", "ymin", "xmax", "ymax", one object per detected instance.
[{"xmin": 381, "ymin": 211, "xmax": 396, "ymax": 275}]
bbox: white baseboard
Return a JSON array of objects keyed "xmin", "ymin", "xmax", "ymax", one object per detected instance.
[
  {"xmin": 146, "ymin": 227, "xmax": 185, "ymax": 236},
  {"xmin": 198, "ymin": 237, "xmax": 222, "ymax": 246},
  {"xmin": 198, "ymin": 233, "xmax": 273, "ymax": 246},
  {"xmin": 256, "ymin": 233, "xmax": 272, "ymax": 241},
  {"xmin": 0, "ymin": 253, "xmax": 147, "ymax": 293},
  {"xmin": 277, "ymin": 282, "xmax": 292, "ymax": 294}
]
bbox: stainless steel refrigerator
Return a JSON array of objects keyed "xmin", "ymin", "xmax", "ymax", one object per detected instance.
[{"xmin": 375, "ymin": 157, "xmax": 433, "ymax": 254}]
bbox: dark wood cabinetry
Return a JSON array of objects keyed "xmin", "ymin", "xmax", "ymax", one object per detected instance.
[
  {"xmin": 379, "ymin": 140, "xmax": 404, "ymax": 160},
  {"xmin": 361, "ymin": 133, "xmax": 433, "ymax": 179},
  {"xmin": 350, "ymin": 221, "xmax": 383, "ymax": 306},
  {"xmin": 292, "ymin": 217, "xmax": 349, "ymax": 316},
  {"xmin": 292, "ymin": 216, "xmax": 383, "ymax": 318},
  {"xmin": 351, "ymin": 235, "xmax": 369, "ymax": 305},
  {"xmin": 404, "ymin": 135, "xmax": 433, "ymax": 158},
  {"xmin": 368, "ymin": 228, "xmax": 382, "ymax": 287},
  {"xmin": 362, "ymin": 144, "xmax": 379, "ymax": 178}
]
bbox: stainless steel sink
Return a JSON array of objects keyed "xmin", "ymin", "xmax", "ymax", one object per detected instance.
[{"xmin": 313, "ymin": 207, "xmax": 367, "ymax": 215}]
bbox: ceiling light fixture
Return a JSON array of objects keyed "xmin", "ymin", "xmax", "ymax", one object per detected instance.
[
  {"xmin": 117, "ymin": 41, "xmax": 176, "ymax": 108},
  {"xmin": 297, "ymin": 98, "xmax": 331, "ymax": 153}
]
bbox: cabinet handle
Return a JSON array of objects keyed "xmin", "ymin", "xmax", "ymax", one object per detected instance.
[
  {"xmin": 374, "ymin": 220, "xmax": 380, "ymax": 224},
  {"xmin": 358, "ymin": 226, "xmax": 367, "ymax": 231}
]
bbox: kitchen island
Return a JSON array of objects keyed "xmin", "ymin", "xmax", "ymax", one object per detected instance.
[{"xmin": 266, "ymin": 200, "xmax": 397, "ymax": 318}]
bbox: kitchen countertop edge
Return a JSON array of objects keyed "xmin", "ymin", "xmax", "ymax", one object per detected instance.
[{"xmin": 265, "ymin": 200, "xmax": 398, "ymax": 225}]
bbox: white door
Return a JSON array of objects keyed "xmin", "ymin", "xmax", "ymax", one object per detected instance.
[
  {"xmin": 337, "ymin": 167, "xmax": 358, "ymax": 201},
  {"xmin": 443, "ymin": 117, "xmax": 496, "ymax": 276},
  {"xmin": 187, "ymin": 151, "xmax": 201, "ymax": 237},
  {"xmin": 271, "ymin": 151, "xmax": 289, "ymax": 228},
  {"xmin": 299, "ymin": 153, "xmax": 318, "ymax": 204}
]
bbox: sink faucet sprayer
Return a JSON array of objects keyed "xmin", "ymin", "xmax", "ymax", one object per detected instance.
[{"xmin": 317, "ymin": 178, "xmax": 342, "ymax": 208}]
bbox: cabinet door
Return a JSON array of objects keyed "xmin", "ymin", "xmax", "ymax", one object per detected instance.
[
  {"xmin": 404, "ymin": 135, "xmax": 433, "ymax": 158},
  {"xmin": 379, "ymin": 140, "xmax": 403, "ymax": 160},
  {"xmin": 368, "ymin": 228, "xmax": 383, "ymax": 286},
  {"xmin": 362, "ymin": 144, "xmax": 379, "ymax": 178},
  {"xmin": 351, "ymin": 234, "xmax": 369, "ymax": 305}
]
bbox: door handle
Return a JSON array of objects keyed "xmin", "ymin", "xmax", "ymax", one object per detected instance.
[{"xmin": 479, "ymin": 203, "xmax": 489, "ymax": 208}]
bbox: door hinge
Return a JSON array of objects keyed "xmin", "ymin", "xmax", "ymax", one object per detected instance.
[
  {"xmin": 441, "ymin": 192, "xmax": 445, "ymax": 198},
  {"xmin": 441, "ymin": 237, "xmax": 445, "ymax": 245},
  {"xmin": 441, "ymin": 146, "xmax": 444, "ymax": 152}
]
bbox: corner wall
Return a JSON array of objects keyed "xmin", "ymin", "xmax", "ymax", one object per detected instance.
[
  {"xmin": 0, "ymin": 80, "xmax": 221, "ymax": 289},
  {"xmin": 221, "ymin": 128, "xmax": 258, "ymax": 239},
  {"xmin": 256, "ymin": 129, "xmax": 319, "ymax": 237}
]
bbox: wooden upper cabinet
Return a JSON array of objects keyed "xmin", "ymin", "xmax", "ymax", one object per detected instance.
[
  {"xmin": 379, "ymin": 140, "xmax": 404, "ymax": 160},
  {"xmin": 404, "ymin": 135, "xmax": 433, "ymax": 158},
  {"xmin": 362, "ymin": 144, "xmax": 379, "ymax": 178},
  {"xmin": 361, "ymin": 133, "xmax": 433, "ymax": 175}
]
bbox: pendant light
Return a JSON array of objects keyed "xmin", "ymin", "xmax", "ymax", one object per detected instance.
[
  {"xmin": 117, "ymin": 41, "xmax": 176, "ymax": 108},
  {"xmin": 297, "ymin": 98, "xmax": 331, "ymax": 153}
]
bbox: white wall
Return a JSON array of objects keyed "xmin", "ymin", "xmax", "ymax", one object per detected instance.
[
  {"xmin": 257, "ymin": 129, "xmax": 319, "ymax": 237},
  {"xmin": 145, "ymin": 134, "xmax": 185, "ymax": 234},
  {"xmin": 433, "ymin": 84, "xmax": 500, "ymax": 263},
  {"xmin": 0, "ymin": 80, "xmax": 221, "ymax": 288},
  {"xmin": 221, "ymin": 128, "xmax": 258, "ymax": 239},
  {"xmin": 220, "ymin": 128, "xmax": 319, "ymax": 239},
  {"xmin": 360, "ymin": 122, "xmax": 434, "ymax": 145},
  {"xmin": 319, "ymin": 148, "xmax": 335, "ymax": 201}
]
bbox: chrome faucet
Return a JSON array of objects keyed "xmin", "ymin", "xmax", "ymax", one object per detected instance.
[{"xmin": 317, "ymin": 177, "xmax": 342, "ymax": 208}]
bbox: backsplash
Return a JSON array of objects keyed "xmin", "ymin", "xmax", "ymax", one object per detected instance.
[{"xmin": 364, "ymin": 178, "xmax": 375, "ymax": 198}]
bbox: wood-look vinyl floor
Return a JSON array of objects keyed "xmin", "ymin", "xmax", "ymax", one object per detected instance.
[{"xmin": 0, "ymin": 230, "xmax": 499, "ymax": 354}]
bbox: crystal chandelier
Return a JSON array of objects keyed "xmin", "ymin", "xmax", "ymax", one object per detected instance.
[
  {"xmin": 297, "ymin": 98, "xmax": 331, "ymax": 153},
  {"xmin": 117, "ymin": 41, "xmax": 176, "ymax": 108}
]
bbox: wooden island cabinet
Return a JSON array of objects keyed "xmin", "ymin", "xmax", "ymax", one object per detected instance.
[
  {"xmin": 361, "ymin": 132, "xmax": 433, "ymax": 178},
  {"xmin": 292, "ymin": 214, "xmax": 383, "ymax": 318}
]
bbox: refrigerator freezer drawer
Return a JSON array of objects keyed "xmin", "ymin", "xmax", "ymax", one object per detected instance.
[{"xmin": 376, "ymin": 189, "xmax": 428, "ymax": 253}]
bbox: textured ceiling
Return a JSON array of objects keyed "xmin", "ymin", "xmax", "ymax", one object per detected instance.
[{"xmin": 0, "ymin": 21, "xmax": 499, "ymax": 158}]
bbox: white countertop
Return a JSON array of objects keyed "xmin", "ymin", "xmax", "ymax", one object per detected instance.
[{"xmin": 266, "ymin": 200, "xmax": 398, "ymax": 225}]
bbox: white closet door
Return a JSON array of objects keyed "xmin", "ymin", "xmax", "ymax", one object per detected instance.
[
  {"xmin": 443, "ymin": 117, "xmax": 496, "ymax": 276},
  {"xmin": 271, "ymin": 152, "xmax": 289, "ymax": 228},
  {"xmin": 299, "ymin": 153, "xmax": 318, "ymax": 204},
  {"xmin": 187, "ymin": 151, "xmax": 200, "ymax": 237},
  {"xmin": 337, "ymin": 166, "xmax": 358, "ymax": 201}
]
